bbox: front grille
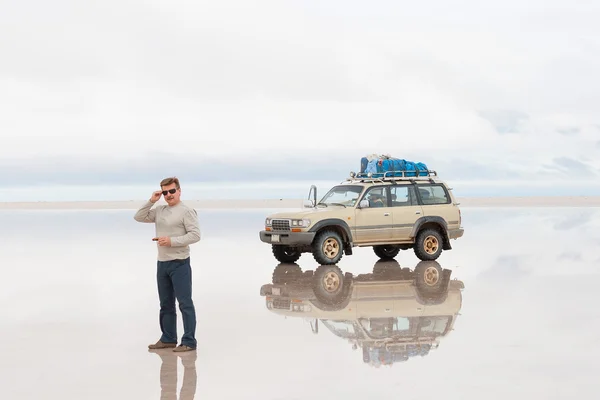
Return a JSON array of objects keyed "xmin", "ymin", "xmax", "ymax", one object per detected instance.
[
  {"xmin": 272, "ymin": 219, "xmax": 290, "ymax": 231},
  {"xmin": 273, "ymin": 298, "xmax": 290, "ymax": 310}
]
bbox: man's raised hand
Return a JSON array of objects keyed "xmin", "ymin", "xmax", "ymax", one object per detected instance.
[{"xmin": 150, "ymin": 190, "xmax": 162, "ymax": 203}]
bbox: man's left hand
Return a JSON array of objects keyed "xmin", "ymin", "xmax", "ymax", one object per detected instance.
[{"xmin": 157, "ymin": 237, "xmax": 171, "ymax": 247}]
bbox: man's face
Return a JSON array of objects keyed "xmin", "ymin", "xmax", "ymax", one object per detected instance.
[{"xmin": 161, "ymin": 183, "xmax": 181, "ymax": 206}]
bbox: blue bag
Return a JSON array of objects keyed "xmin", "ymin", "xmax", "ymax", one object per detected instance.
[{"xmin": 359, "ymin": 155, "xmax": 429, "ymax": 177}]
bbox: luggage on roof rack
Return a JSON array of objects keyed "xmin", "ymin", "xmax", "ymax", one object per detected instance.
[{"xmin": 360, "ymin": 154, "xmax": 429, "ymax": 177}]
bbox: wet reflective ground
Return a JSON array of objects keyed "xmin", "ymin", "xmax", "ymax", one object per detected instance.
[{"xmin": 1, "ymin": 206, "xmax": 599, "ymax": 399}]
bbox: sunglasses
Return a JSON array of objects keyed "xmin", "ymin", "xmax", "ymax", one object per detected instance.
[{"xmin": 162, "ymin": 189, "xmax": 178, "ymax": 196}]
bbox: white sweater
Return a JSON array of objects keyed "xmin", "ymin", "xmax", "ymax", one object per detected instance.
[{"xmin": 134, "ymin": 200, "xmax": 201, "ymax": 261}]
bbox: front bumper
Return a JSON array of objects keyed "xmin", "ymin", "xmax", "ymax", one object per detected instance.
[
  {"xmin": 448, "ymin": 228, "xmax": 464, "ymax": 239},
  {"xmin": 259, "ymin": 230, "xmax": 316, "ymax": 245},
  {"xmin": 260, "ymin": 284, "xmax": 314, "ymax": 298}
]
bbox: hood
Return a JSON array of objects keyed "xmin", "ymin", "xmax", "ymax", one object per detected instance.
[{"xmin": 267, "ymin": 206, "xmax": 350, "ymax": 219}]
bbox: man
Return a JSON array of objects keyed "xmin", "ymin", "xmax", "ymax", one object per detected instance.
[
  {"xmin": 369, "ymin": 192, "xmax": 385, "ymax": 208},
  {"xmin": 134, "ymin": 177, "xmax": 201, "ymax": 352}
]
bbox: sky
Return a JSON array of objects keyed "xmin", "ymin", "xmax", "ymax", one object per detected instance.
[{"xmin": 1, "ymin": 0, "xmax": 599, "ymax": 200}]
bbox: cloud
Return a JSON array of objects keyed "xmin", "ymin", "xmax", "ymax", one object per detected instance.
[
  {"xmin": 477, "ymin": 255, "xmax": 531, "ymax": 283},
  {"xmin": 553, "ymin": 212, "xmax": 593, "ymax": 230},
  {"xmin": 556, "ymin": 127, "xmax": 580, "ymax": 136},
  {"xmin": 0, "ymin": 152, "xmax": 526, "ymax": 186},
  {"xmin": 0, "ymin": 0, "xmax": 598, "ymax": 180},
  {"xmin": 557, "ymin": 252, "xmax": 583, "ymax": 262},
  {"xmin": 1, "ymin": 151, "xmax": 600, "ymax": 196},
  {"xmin": 477, "ymin": 110, "xmax": 529, "ymax": 134},
  {"xmin": 542, "ymin": 157, "xmax": 597, "ymax": 177}
]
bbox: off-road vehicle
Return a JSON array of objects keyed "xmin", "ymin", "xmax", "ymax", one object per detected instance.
[
  {"xmin": 259, "ymin": 170, "xmax": 464, "ymax": 265},
  {"xmin": 259, "ymin": 260, "xmax": 464, "ymax": 366}
]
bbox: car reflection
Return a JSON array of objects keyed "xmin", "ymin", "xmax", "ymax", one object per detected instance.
[{"xmin": 259, "ymin": 260, "xmax": 464, "ymax": 367}]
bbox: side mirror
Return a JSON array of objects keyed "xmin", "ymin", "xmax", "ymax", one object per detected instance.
[
  {"xmin": 358, "ymin": 199, "xmax": 369, "ymax": 208},
  {"xmin": 307, "ymin": 185, "xmax": 317, "ymax": 205},
  {"xmin": 303, "ymin": 199, "xmax": 315, "ymax": 208},
  {"xmin": 310, "ymin": 319, "xmax": 319, "ymax": 334}
]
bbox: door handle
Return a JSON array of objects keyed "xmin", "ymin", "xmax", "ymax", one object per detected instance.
[
  {"xmin": 384, "ymin": 213, "xmax": 390, "ymax": 216},
  {"xmin": 415, "ymin": 211, "xmax": 421, "ymax": 214}
]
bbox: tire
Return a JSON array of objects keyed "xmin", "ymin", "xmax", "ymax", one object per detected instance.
[
  {"xmin": 312, "ymin": 230, "xmax": 344, "ymax": 265},
  {"xmin": 312, "ymin": 264, "xmax": 347, "ymax": 305},
  {"xmin": 414, "ymin": 261, "xmax": 447, "ymax": 303},
  {"xmin": 272, "ymin": 245, "xmax": 301, "ymax": 263},
  {"xmin": 373, "ymin": 244, "xmax": 401, "ymax": 260},
  {"xmin": 415, "ymin": 261, "xmax": 443, "ymax": 292},
  {"xmin": 372, "ymin": 260, "xmax": 403, "ymax": 280},
  {"xmin": 413, "ymin": 228, "xmax": 443, "ymax": 261},
  {"xmin": 272, "ymin": 263, "xmax": 303, "ymax": 284}
]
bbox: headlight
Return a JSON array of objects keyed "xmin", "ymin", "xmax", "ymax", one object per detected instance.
[
  {"xmin": 291, "ymin": 304, "xmax": 312, "ymax": 312},
  {"xmin": 291, "ymin": 219, "xmax": 311, "ymax": 228},
  {"xmin": 265, "ymin": 218, "xmax": 272, "ymax": 226}
]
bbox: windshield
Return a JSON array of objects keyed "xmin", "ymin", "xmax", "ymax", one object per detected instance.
[
  {"xmin": 321, "ymin": 320, "xmax": 362, "ymax": 339},
  {"xmin": 318, "ymin": 185, "xmax": 363, "ymax": 207},
  {"xmin": 359, "ymin": 316, "xmax": 452, "ymax": 339},
  {"xmin": 359, "ymin": 317, "xmax": 413, "ymax": 339}
]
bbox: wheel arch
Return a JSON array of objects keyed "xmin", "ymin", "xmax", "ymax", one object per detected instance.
[
  {"xmin": 411, "ymin": 216, "xmax": 451, "ymax": 250},
  {"xmin": 309, "ymin": 219, "xmax": 354, "ymax": 253}
]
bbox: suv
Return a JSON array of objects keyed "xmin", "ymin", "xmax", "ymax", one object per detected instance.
[{"xmin": 259, "ymin": 170, "xmax": 463, "ymax": 264}]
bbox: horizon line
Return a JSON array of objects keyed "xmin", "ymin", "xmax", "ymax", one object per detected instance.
[{"xmin": 0, "ymin": 195, "xmax": 599, "ymax": 210}]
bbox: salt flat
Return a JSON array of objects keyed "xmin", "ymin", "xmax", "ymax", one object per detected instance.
[{"xmin": 0, "ymin": 206, "xmax": 598, "ymax": 399}]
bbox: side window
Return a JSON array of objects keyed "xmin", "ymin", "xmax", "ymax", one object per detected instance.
[
  {"xmin": 390, "ymin": 185, "xmax": 418, "ymax": 207},
  {"xmin": 365, "ymin": 187, "xmax": 388, "ymax": 208},
  {"xmin": 417, "ymin": 185, "xmax": 450, "ymax": 205}
]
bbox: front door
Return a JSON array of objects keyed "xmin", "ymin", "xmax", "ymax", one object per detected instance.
[
  {"xmin": 389, "ymin": 184, "xmax": 423, "ymax": 241},
  {"xmin": 353, "ymin": 186, "xmax": 393, "ymax": 243}
]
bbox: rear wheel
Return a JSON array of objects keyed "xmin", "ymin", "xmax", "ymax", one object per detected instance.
[
  {"xmin": 415, "ymin": 261, "xmax": 443, "ymax": 292},
  {"xmin": 312, "ymin": 230, "xmax": 343, "ymax": 265},
  {"xmin": 414, "ymin": 261, "xmax": 447, "ymax": 303},
  {"xmin": 272, "ymin": 245, "xmax": 301, "ymax": 263},
  {"xmin": 373, "ymin": 244, "xmax": 401, "ymax": 260},
  {"xmin": 413, "ymin": 229, "xmax": 443, "ymax": 261}
]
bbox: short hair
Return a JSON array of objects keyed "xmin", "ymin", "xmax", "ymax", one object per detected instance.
[{"xmin": 160, "ymin": 176, "xmax": 180, "ymax": 189}]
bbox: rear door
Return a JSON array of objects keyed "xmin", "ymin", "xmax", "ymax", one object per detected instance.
[
  {"xmin": 416, "ymin": 183, "xmax": 460, "ymax": 231},
  {"xmin": 389, "ymin": 184, "xmax": 424, "ymax": 241}
]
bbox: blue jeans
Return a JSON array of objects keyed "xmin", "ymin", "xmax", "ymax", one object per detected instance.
[{"xmin": 156, "ymin": 257, "xmax": 197, "ymax": 348}]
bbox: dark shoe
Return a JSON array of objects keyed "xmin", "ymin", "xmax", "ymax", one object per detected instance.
[
  {"xmin": 173, "ymin": 345, "xmax": 195, "ymax": 352},
  {"xmin": 148, "ymin": 340, "xmax": 177, "ymax": 349}
]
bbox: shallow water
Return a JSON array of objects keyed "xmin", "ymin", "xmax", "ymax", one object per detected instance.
[{"xmin": 0, "ymin": 206, "xmax": 599, "ymax": 399}]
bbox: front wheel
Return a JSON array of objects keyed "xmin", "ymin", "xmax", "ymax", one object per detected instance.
[
  {"xmin": 272, "ymin": 245, "xmax": 301, "ymax": 263},
  {"xmin": 312, "ymin": 264, "xmax": 347, "ymax": 305},
  {"xmin": 312, "ymin": 230, "xmax": 344, "ymax": 265},
  {"xmin": 272, "ymin": 263, "xmax": 303, "ymax": 284},
  {"xmin": 413, "ymin": 229, "xmax": 443, "ymax": 261}
]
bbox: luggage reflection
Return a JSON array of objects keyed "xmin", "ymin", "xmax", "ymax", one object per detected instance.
[{"xmin": 260, "ymin": 260, "xmax": 464, "ymax": 367}]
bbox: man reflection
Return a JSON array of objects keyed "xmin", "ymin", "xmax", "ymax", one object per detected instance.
[{"xmin": 149, "ymin": 349, "xmax": 197, "ymax": 399}]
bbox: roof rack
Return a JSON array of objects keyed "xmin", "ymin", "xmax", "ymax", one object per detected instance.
[{"xmin": 343, "ymin": 170, "xmax": 438, "ymax": 184}]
